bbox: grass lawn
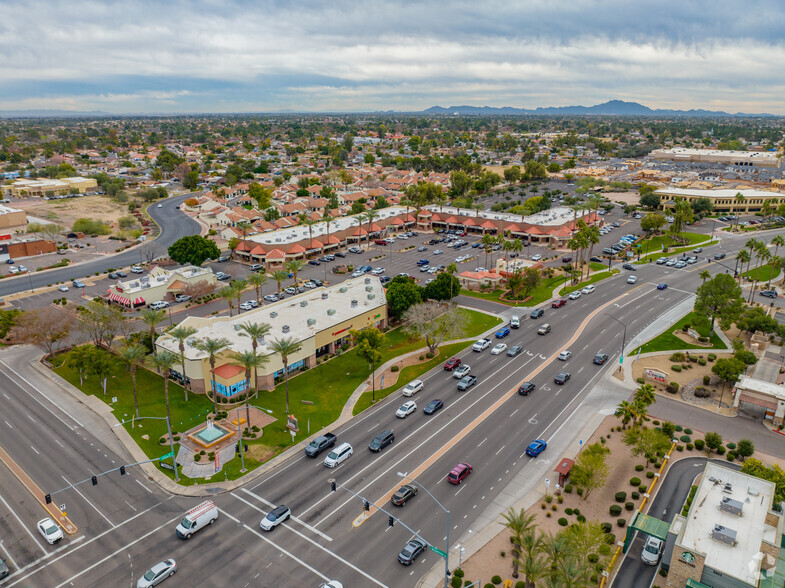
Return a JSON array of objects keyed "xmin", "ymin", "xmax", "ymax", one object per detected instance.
[
  {"xmin": 352, "ymin": 341, "xmax": 468, "ymax": 415},
  {"xmin": 634, "ymin": 234, "xmax": 716, "ymax": 264},
  {"xmin": 742, "ymin": 262, "xmax": 781, "ymax": 283},
  {"xmin": 559, "ymin": 269, "xmax": 619, "ymax": 295},
  {"xmin": 628, "ymin": 312, "xmax": 727, "ymax": 355},
  {"xmin": 459, "ymin": 288, "xmax": 510, "ymax": 304}
]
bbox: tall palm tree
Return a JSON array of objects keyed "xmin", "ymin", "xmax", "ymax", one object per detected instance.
[
  {"xmin": 323, "ymin": 211, "xmax": 334, "ymax": 254},
  {"xmin": 556, "ymin": 556, "xmax": 592, "ymax": 588},
  {"xmin": 540, "ymin": 532, "xmax": 570, "ymax": 583},
  {"xmin": 768, "ymin": 235, "xmax": 785, "ymax": 288},
  {"xmin": 140, "ymin": 308, "xmax": 166, "ymax": 344},
  {"xmin": 269, "ymin": 336, "xmax": 303, "ymax": 414},
  {"xmin": 519, "ymin": 549, "xmax": 548, "ymax": 588},
  {"xmin": 615, "ymin": 400, "xmax": 636, "ymax": 429},
  {"xmin": 119, "ymin": 343, "xmax": 147, "ymax": 419},
  {"xmin": 231, "ymin": 278, "xmax": 247, "ymax": 310},
  {"xmin": 230, "ymin": 350, "xmax": 269, "ymax": 429},
  {"xmin": 167, "ymin": 325, "xmax": 197, "ymax": 401},
  {"xmin": 582, "ymin": 224, "xmax": 601, "ymax": 280},
  {"xmin": 190, "ymin": 337, "xmax": 233, "ymax": 418},
  {"xmin": 750, "ymin": 245, "xmax": 771, "ymax": 303},
  {"xmin": 699, "ymin": 269, "xmax": 711, "ymax": 283},
  {"xmin": 286, "ymin": 259, "xmax": 305, "ymax": 289},
  {"xmin": 502, "ymin": 509, "xmax": 537, "ymax": 579},
  {"xmin": 218, "ymin": 285, "xmax": 236, "ymax": 316},
  {"xmin": 481, "ymin": 233, "xmax": 495, "ymax": 268},
  {"xmin": 146, "ymin": 349, "xmax": 179, "ymax": 452},
  {"xmin": 270, "ymin": 269, "xmax": 289, "ymax": 297},
  {"xmin": 298, "ymin": 213, "xmax": 316, "ymax": 252},
  {"xmin": 246, "ymin": 271, "xmax": 267, "ymax": 305},
  {"xmin": 236, "ymin": 220, "xmax": 252, "ymax": 242},
  {"xmin": 736, "ymin": 249, "xmax": 750, "ymax": 284},
  {"xmin": 634, "ymin": 383, "xmax": 656, "ymax": 407},
  {"xmin": 361, "ymin": 209, "xmax": 379, "ymax": 243},
  {"xmin": 237, "ymin": 321, "xmax": 272, "ymax": 390},
  {"xmin": 734, "ymin": 192, "xmax": 746, "ymax": 228}
]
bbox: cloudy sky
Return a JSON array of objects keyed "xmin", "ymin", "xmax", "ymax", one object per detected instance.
[{"xmin": 2, "ymin": 0, "xmax": 784, "ymax": 114}]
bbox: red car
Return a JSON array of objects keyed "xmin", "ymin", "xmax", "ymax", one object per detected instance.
[
  {"xmin": 374, "ymin": 239, "xmax": 387, "ymax": 246},
  {"xmin": 447, "ymin": 462, "xmax": 473, "ymax": 484},
  {"xmin": 551, "ymin": 298, "xmax": 567, "ymax": 308},
  {"xmin": 443, "ymin": 357, "xmax": 462, "ymax": 371}
]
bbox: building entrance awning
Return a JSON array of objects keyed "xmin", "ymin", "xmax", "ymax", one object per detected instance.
[{"xmin": 738, "ymin": 393, "xmax": 778, "ymax": 411}]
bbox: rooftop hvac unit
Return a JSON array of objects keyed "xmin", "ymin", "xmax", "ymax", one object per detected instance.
[
  {"xmin": 364, "ymin": 277, "xmax": 371, "ymax": 284},
  {"xmin": 365, "ymin": 285, "xmax": 373, "ymax": 292},
  {"xmin": 340, "ymin": 287, "xmax": 348, "ymax": 293},
  {"xmin": 307, "ymin": 318, "xmax": 316, "ymax": 326},
  {"xmin": 300, "ymin": 300, "xmax": 308, "ymax": 307},
  {"xmin": 282, "ymin": 325, "xmax": 290, "ymax": 334},
  {"xmin": 270, "ymin": 311, "xmax": 278, "ymax": 318},
  {"xmin": 711, "ymin": 525, "xmax": 737, "ymax": 546},
  {"xmin": 350, "ymin": 300, "xmax": 358, "ymax": 307},
  {"xmin": 367, "ymin": 294, "xmax": 375, "ymax": 300},
  {"xmin": 720, "ymin": 497, "xmax": 743, "ymax": 516},
  {"xmin": 327, "ymin": 308, "xmax": 336, "ymax": 315},
  {"xmin": 321, "ymin": 292, "xmax": 328, "ymax": 299}
]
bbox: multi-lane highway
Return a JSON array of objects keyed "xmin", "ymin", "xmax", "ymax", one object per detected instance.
[{"xmin": 0, "ymin": 221, "xmax": 777, "ymax": 587}]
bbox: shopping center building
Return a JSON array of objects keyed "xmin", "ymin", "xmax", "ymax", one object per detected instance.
[{"xmin": 155, "ymin": 276, "xmax": 388, "ymax": 396}]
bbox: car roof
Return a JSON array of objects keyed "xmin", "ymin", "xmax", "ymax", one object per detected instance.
[
  {"xmin": 450, "ymin": 462, "xmax": 469, "ymax": 473},
  {"xmin": 271, "ymin": 505, "xmax": 289, "ymax": 515},
  {"xmin": 407, "ymin": 379, "xmax": 423, "ymax": 386}
]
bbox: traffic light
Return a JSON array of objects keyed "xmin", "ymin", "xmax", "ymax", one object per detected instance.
[
  {"xmin": 91, "ymin": 476, "xmax": 98, "ymax": 486},
  {"xmin": 120, "ymin": 466, "xmax": 126, "ymax": 476},
  {"xmin": 363, "ymin": 500, "xmax": 370, "ymax": 512},
  {"xmin": 388, "ymin": 516, "xmax": 395, "ymax": 527},
  {"xmin": 45, "ymin": 494, "xmax": 51, "ymax": 504},
  {"xmin": 330, "ymin": 481, "xmax": 336, "ymax": 492}
]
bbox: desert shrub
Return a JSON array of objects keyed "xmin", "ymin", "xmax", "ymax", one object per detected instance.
[
  {"xmin": 557, "ymin": 495, "xmax": 564, "ymax": 504},
  {"xmin": 630, "ymin": 477, "xmax": 641, "ymax": 486},
  {"xmin": 708, "ymin": 353, "xmax": 717, "ymax": 361},
  {"xmin": 672, "ymin": 365, "xmax": 682, "ymax": 372},
  {"xmin": 552, "ymin": 504, "xmax": 557, "ymax": 511},
  {"xmin": 558, "ymin": 517, "xmax": 568, "ymax": 526},
  {"xmin": 606, "ymin": 533, "xmax": 616, "ymax": 544},
  {"xmin": 600, "ymin": 544, "xmax": 612, "ymax": 556},
  {"xmin": 564, "ymin": 484, "xmax": 573, "ymax": 493},
  {"xmin": 694, "ymin": 386, "xmax": 711, "ymax": 398},
  {"xmin": 576, "ymin": 514, "xmax": 586, "ymax": 522},
  {"xmin": 452, "ymin": 577, "xmax": 463, "ymax": 588},
  {"xmin": 675, "ymin": 424, "xmax": 683, "ymax": 431},
  {"xmin": 676, "ymin": 445, "xmax": 684, "ymax": 451},
  {"xmin": 194, "ymin": 454, "xmax": 201, "ymax": 462},
  {"xmin": 577, "ymin": 487, "xmax": 584, "ymax": 496},
  {"xmin": 727, "ymin": 453, "xmax": 736, "ymax": 461},
  {"xmin": 667, "ymin": 382, "xmax": 680, "ymax": 394},
  {"xmin": 670, "ymin": 352, "xmax": 686, "ymax": 362},
  {"xmin": 717, "ymin": 446, "xmax": 726, "ymax": 455},
  {"xmin": 635, "ymin": 464, "xmax": 644, "ymax": 472},
  {"xmin": 639, "ymin": 485, "xmax": 648, "ymax": 493},
  {"xmin": 698, "ymin": 358, "xmax": 707, "ymax": 366},
  {"xmin": 703, "ymin": 375, "xmax": 711, "ymax": 385},
  {"xmin": 565, "ymin": 508, "xmax": 573, "ymax": 515},
  {"xmin": 698, "ymin": 336, "xmax": 708, "ymax": 343},
  {"xmin": 727, "ymin": 442, "xmax": 737, "ymax": 450},
  {"xmin": 492, "ymin": 576, "xmax": 502, "ymax": 585},
  {"xmin": 545, "ymin": 495, "xmax": 553, "ymax": 503},
  {"xmin": 694, "ymin": 439, "xmax": 705, "ymax": 450},
  {"xmin": 625, "ymin": 502, "xmax": 634, "ymax": 511},
  {"xmin": 515, "ymin": 583, "xmax": 525, "ymax": 588},
  {"xmin": 391, "ymin": 366, "xmax": 399, "ymax": 372},
  {"xmin": 684, "ymin": 428, "xmax": 692, "ymax": 434},
  {"xmin": 541, "ymin": 503, "xmax": 547, "ymax": 509},
  {"xmin": 425, "ymin": 351, "xmax": 435, "ymax": 359},
  {"xmin": 610, "ymin": 505, "xmax": 622, "ymax": 516},
  {"xmin": 617, "ymin": 518, "xmax": 627, "ymax": 527},
  {"xmin": 636, "ymin": 377, "xmax": 645, "ymax": 384},
  {"xmin": 680, "ymin": 435, "xmax": 691, "ymax": 443},
  {"xmin": 572, "ymin": 508, "xmax": 581, "ymax": 515},
  {"xmin": 632, "ymin": 491, "xmax": 640, "ymax": 499},
  {"xmin": 646, "ymin": 471, "xmax": 655, "ymax": 479},
  {"xmin": 686, "ymin": 443, "xmax": 694, "ymax": 450},
  {"xmin": 601, "ymin": 522, "xmax": 612, "ymax": 533},
  {"xmin": 615, "ymin": 491, "xmax": 627, "ymax": 502}
]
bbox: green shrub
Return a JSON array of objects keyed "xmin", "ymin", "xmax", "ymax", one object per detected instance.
[
  {"xmin": 545, "ymin": 495, "xmax": 553, "ymax": 503},
  {"xmin": 564, "ymin": 484, "xmax": 573, "ymax": 493},
  {"xmin": 557, "ymin": 495, "xmax": 564, "ymax": 504},
  {"xmin": 625, "ymin": 501, "xmax": 634, "ymax": 511},
  {"xmin": 681, "ymin": 485, "xmax": 698, "ymax": 516},
  {"xmin": 558, "ymin": 517, "xmax": 568, "ymax": 526},
  {"xmin": 694, "ymin": 439, "xmax": 705, "ymax": 450},
  {"xmin": 577, "ymin": 487, "xmax": 584, "ymax": 496},
  {"xmin": 717, "ymin": 446, "xmax": 726, "ymax": 455},
  {"xmin": 667, "ymin": 382, "xmax": 680, "ymax": 394},
  {"xmin": 727, "ymin": 442, "xmax": 736, "ymax": 450},
  {"xmin": 670, "ymin": 352, "xmax": 686, "ymax": 362},
  {"xmin": 684, "ymin": 428, "xmax": 692, "ymax": 434},
  {"xmin": 453, "ymin": 569, "xmax": 465, "ymax": 578},
  {"xmin": 576, "ymin": 514, "xmax": 586, "ymax": 522},
  {"xmin": 630, "ymin": 477, "xmax": 641, "ymax": 486},
  {"xmin": 515, "ymin": 583, "xmax": 525, "ymax": 588},
  {"xmin": 686, "ymin": 443, "xmax": 694, "ymax": 451},
  {"xmin": 572, "ymin": 508, "xmax": 580, "ymax": 515},
  {"xmin": 635, "ymin": 464, "xmax": 644, "ymax": 472},
  {"xmin": 565, "ymin": 508, "xmax": 573, "ymax": 515},
  {"xmin": 615, "ymin": 491, "xmax": 627, "ymax": 503},
  {"xmin": 646, "ymin": 471, "xmax": 655, "ymax": 479},
  {"xmin": 727, "ymin": 453, "xmax": 736, "ymax": 461},
  {"xmin": 605, "ymin": 533, "xmax": 616, "ymax": 544},
  {"xmin": 639, "ymin": 485, "xmax": 648, "ymax": 493},
  {"xmin": 492, "ymin": 576, "xmax": 502, "ymax": 585},
  {"xmin": 672, "ymin": 365, "xmax": 682, "ymax": 372},
  {"xmin": 698, "ymin": 358, "xmax": 707, "ymax": 366},
  {"xmin": 391, "ymin": 365, "xmax": 399, "ymax": 372},
  {"xmin": 600, "ymin": 544, "xmax": 612, "ymax": 556},
  {"xmin": 425, "ymin": 352, "xmax": 435, "ymax": 359},
  {"xmin": 676, "ymin": 445, "xmax": 684, "ymax": 451},
  {"xmin": 698, "ymin": 336, "xmax": 708, "ymax": 343},
  {"xmin": 632, "ymin": 491, "xmax": 640, "ymax": 499},
  {"xmin": 485, "ymin": 584, "xmax": 495, "ymax": 588},
  {"xmin": 452, "ymin": 576, "xmax": 463, "ymax": 588},
  {"xmin": 601, "ymin": 522, "xmax": 612, "ymax": 533},
  {"xmin": 680, "ymin": 435, "xmax": 691, "ymax": 443},
  {"xmin": 675, "ymin": 424, "xmax": 683, "ymax": 431},
  {"xmin": 617, "ymin": 518, "xmax": 627, "ymax": 527},
  {"xmin": 610, "ymin": 505, "xmax": 622, "ymax": 516},
  {"xmin": 636, "ymin": 377, "xmax": 645, "ymax": 384},
  {"xmin": 694, "ymin": 386, "xmax": 711, "ymax": 398},
  {"xmin": 708, "ymin": 353, "xmax": 717, "ymax": 361},
  {"xmin": 194, "ymin": 454, "xmax": 201, "ymax": 461}
]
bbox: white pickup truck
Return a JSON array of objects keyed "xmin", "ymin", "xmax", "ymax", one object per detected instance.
[{"xmin": 472, "ymin": 338, "xmax": 491, "ymax": 352}]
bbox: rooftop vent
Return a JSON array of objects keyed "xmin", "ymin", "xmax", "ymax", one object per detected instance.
[
  {"xmin": 340, "ymin": 287, "xmax": 348, "ymax": 293},
  {"xmin": 350, "ymin": 300, "xmax": 358, "ymax": 307},
  {"xmin": 367, "ymin": 294, "xmax": 375, "ymax": 300},
  {"xmin": 300, "ymin": 300, "xmax": 308, "ymax": 307},
  {"xmin": 270, "ymin": 311, "xmax": 278, "ymax": 318},
  {"xmin": 321, "ymin": 292, "xmax": 328, "ymax": 299},
  {"xmin": 364, "ymin": 277, "xmax": 371, "ymax": 284},
  {"xmin": 365, "ymin": 285, "xmax": 374, "ymax": 292},
  {"xmin": 711, "ymin": 524, "xmax": 738, "ymax": 546},
  {"xmin": 327, "ymin": 308, "xmax": 336, "ymax": 316},
  {"xmin": 282, "ymin": 325, "xmax": 290, "ymax": 334},
  {"xmin": 720, "ymin": 497, "xmax": 743, "ymax": 516},
  {"xmin": 307, "ymin": 318, "xmax": 316, "ymax": 326}
]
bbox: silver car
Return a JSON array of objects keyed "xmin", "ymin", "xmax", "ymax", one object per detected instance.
[
  {"xmin": 137, "ymin": 559, "xmax": 177, "ymax": 587},
  {"xmin": 640, "ymin": 536, "xmax": 663, "ymax": 565}
]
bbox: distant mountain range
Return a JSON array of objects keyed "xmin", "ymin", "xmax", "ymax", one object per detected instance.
[
  {"xmin": 0, "ymin": 109, "xmax": 110, "ymax": 118},
  {"xmin": 420, "ymin": 100, "xmax": 774, "ymax": 117}
]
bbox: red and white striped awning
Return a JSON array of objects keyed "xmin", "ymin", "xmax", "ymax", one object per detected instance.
[
  {"xmin": 133, "ymin": 297, "xmax": 145, "ymax": 306},
  {"xmin": 108, "ymin": 291, "xmax": 132, "ymax": 306}
]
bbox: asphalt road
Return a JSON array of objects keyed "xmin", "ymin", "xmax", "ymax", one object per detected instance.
[
  {"xmin": 612, "ymin": 458, "xmax": 740, "ymax": 588},
  {"xmin": 0, "ymin": 194, "xmax": 200, "ymax": 298},
  {"xmin": 0, "ymin": 219, "xmax": 776, "ymax": 587}
]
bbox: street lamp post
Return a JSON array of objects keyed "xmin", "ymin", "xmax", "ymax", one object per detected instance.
[
  {"xmin": 398, "ymin": 472, "xmax": 451, "ymax": 588},
  {"xmin": 236, "ymin": 407, "xmax": 246, "ymax": 473},
  {"xmin": 604, "ymin": 313, "xmax": 627, "ymax": 372},
  {"xmin": 115, "ymin": 414, "xmax": 179, "ymax": 482}
]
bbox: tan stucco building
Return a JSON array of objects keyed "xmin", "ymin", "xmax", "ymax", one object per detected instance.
[
  {"xmin": 655, "ymin": 188, "xmax": 785, "ymax": 214},
  {"xmin": 107, "ymin": 265, "xmax": 217, "ymax": 308},
  {"xmin": 1, "ymin": 177, "xmax": 98, "ymax": 197},
  {"xmin": 652, "ymin": 148, "xmax": 781, "ymax": 168}
]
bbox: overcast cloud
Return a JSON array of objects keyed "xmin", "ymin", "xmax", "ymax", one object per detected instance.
[{"xmin": 1, "ymin": 0, "xmax": 783, "ymax": 114}]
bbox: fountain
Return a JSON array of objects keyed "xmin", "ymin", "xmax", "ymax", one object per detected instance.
[{"xmin": 188, "ymin": 419, "xmax": 233, "ymax": 449}]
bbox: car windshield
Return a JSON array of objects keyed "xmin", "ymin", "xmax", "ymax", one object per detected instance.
[
  {"xmin": 644, "ymin": 543, "xmax": 659, "ymax": 554},
  {"xmin": 143, "ymin": 569, "xmax": 157, "ymax": 581},
  {"xmin": 266, "ymin": 512, "xmax": 278, "ymax": 521},
  {"xmin": 180, "ymin": 517, "xmax": 193, "ymax": 529},
  {"xmin": 327, "ymin": 450, "xmax": 338, "ymax": 460},
  {"xmin": 45, "ymin": 524, "xmax": 58, "ymax": 535}
]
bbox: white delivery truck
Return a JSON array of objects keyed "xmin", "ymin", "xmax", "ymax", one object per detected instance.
[{"xmin": 176, "ymin": 500, "xmax": 219, "ymax": 539}]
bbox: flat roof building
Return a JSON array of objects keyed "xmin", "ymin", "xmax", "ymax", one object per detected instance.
[
  {"xmin": 655, "ymin": 188, "xmax": 785, "ymax": 213},
  {"xmin": 652, "ymin": 148, "xmax": 781, "ymax": 168},
  {"xmin": 1, "ymin": 177, "xmax": 98, "ymax": 197},
  {"xmin": 108, "ymin": 265, "xmax": 216, "ymax": 308},
  {"xmin": 666, "ymin": 462, "xmax": 783, "ymax": 587},
  {"xmin": 155, "ymin": 276, "xmax": 388, "ymax": 396}
]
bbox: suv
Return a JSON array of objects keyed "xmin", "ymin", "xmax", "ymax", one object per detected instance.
[
  {"xmin": 323, "ymin": 442, "xmax": 353, "ymax": 467},
  {"xmin": 593, "ymin": 353, "xmax": 609, "ymax": 365},
  {"xmin": 641, "ymin": 536, "xmax": 663, "ymax": 565},
  {"xmin": 402, "ymin": 380, "xmax": 424, "ymax": 396},
  {"xmin": 537, "ymin": 323, "xmax": 551, "ymax": 335},
  {"xmin": 174, "ymin": 294, "xmax": 191, "ymax": 303},
  {"xmin": 150, "ymin": 301, "xmax": 169, "ymax": 310},
  {"xmin": 510, "ymin": 315, "xmax": 520, "ymax": 328},
  {"xmin": 369, "ymin": 430, "xmax": 395, "ymax": 453},
  {"xmin": 622, "ymin": 263, "xmax": 636, "ymax": 271},
  {"xmin": 495, "ymin": 327, "xmax": 510, "ymax": 339},
  {"xmin": 250, "ymin": 264, "xmax": 264, "ymax": 272},
  {"xmin": 398, "ymin": 538, "xmax": 427, "ymax": 566},
  {"xmin": 530, "ymin": 308, "xmax": 544, "ymax": 319},
  {"xmin": 447, "ymin": 462, "xmax": 473, "ymax": 484}
]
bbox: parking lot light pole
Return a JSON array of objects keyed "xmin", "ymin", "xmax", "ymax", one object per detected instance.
[
  {"xmin": 604, "ymin": 313, "xmax": 627, "ymax": 372},
  {"xmin": 398, "ymin": 472, "xmax": 451, "ymax": 588}
]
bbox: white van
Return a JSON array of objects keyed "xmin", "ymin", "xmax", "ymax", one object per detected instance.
[
  {"xmin": 510, "ymin": 315, "xmax": 520, "ymax": 329},
  {"xmin": 176, "ymin": 500, "xmax": 219, "ymax": 539},
  {"xmin": 323, "ymin": 442, "xmax": 353, "ymax": 468}
]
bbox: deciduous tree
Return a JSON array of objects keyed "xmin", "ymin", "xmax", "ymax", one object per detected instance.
[
  {"xmin": 10, "ymin": 306, "xmax": 74, "ymax": 358},
  {"xmin": 350, "ymin": 327, "xmax": 385, "ymax": 403},
  {"xmin": 693, "ymin": 273, "xmax": 744, "ymax": 333},
  {"xmin": 402, "ymin": 301, "xmax": 466, "ymax": 353},
  {"xmin": 570, "ymin": 443, "xmax": 610, "ymax": 499},
  {"xmin": 167, "ymin": 235, "xmax": 220, "ymax": 266}
]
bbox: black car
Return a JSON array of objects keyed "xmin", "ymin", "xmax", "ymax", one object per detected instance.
[
  {"xmin": 335, "ymin": 251, "xmax": 346, "ymax": 258},
  {"xmin": 108, "ymin": 272, "xmax": 120, "ymax": 279},
  {"xmin": 116, "ymin": 270, "xmax": 128, "ymax": 277},
  {"xmin": 530, "ymin": 308, "xmax": 544, "ymax": 319},
  {"xmin": 590, "ymin": 256, "xmax": 603, "ymax": 263},
  {"xmin": 398, "ymin": 538, "xmax": 427, "ymax": 565},
  {"xmin": 391, "ymin": 484, "xmax": 418, "ymax": 506},
  {"xmin": 714, "ymin": 253, "xmax": 726, "ymax": 260},
  {"xmin": 518, "ymin": 382, "xmax": 535, "ymax": 396},
  {"xmin": 507, "ymin": 345, "xmax": 523, "ymax": 357},
  {"xmin": 593, "ymin": 353, "xmax": 609, "ymax": 365},
  {"xmin": 369, "ymin": 430, "xmax": 395, "ymax": 452},
  {"xmin": 308, "ymin": 259, "xmax": 320, "ymax": 266},
  {"xmin": 622, "ymin": 263, "xmax": 636, "ymax": 271},
  {"xmin": 423, "ymin": 399, "xmax": 444, "ymax": 415},
  {"xmin": 554, "ymin": 372, "xmax": 571, "ymax": 385}
]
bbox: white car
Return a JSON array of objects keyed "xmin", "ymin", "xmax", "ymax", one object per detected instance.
[
  {"xmin": 433, "ymin": 249, "xmax": 443, "ymax": 255},
  {"xmin": 568, "ymin": 290, "xmax": 581, "ymax": 300},
  {"xmin": 58, "ymin": 285, "xmax": 69, "ymax": 292},
  {"xmin": 8, "ymin": 266, "xmax": 19, "ymax": 274},
  {"xmin": 130, "ymin": 266, "xmax": 144, "ymax": 273},
  {"xmin": 396, "ymin": 400, "xmax": 417, "ymax": 418},
  {"xmin": 531, "ymin": 254, "xmax": 542, "ymax": 261},
  {"xmin": 402, "ymin": 379, "xmax": 424, "ymax": 397},
  {"xmin": 640, "ymin": 536, "xmax": 663, "ymax": 565},
  {"xmin": 558, "ymin": 350, "xmax": 572, "ymax": 361},
  {"xmin": 17, "ymin": 265, "xmax": 27, "ymax": 272},
  {"xmin": 491, "ymin": 343, "xmax": 507, "ymax": 355},
  {"xmin": 260, "ymin": 505, "xmax": 291, "ymax": 531},
  {"xmin": 149, "ymin": 301, "xmax": 169, "ymax": 310},
  {"xmin": 627, "ymin": 276, "xmax": 637, "ymax": 284},
  {"xmin": 320, "ymin": 582, "xmax": 343, "ymax": 588},
  {"xmin": 323, "ymin": 442, "xmax": 353, "ymax": 468},
  {"xmin": 137, "ymin": 559, "xmax": 177, "ymax": 588},
  {"xmin": 371, "ymin": 267, "xmax": 385, "ymax": 275},
  {"xmin": 239, "ymin": 302, "xmax": 255, "ymax": 311},
  {"xmin": 157, "ymin": 203, "xmax": 163, "ymax": 208},
  {"xmin": 352, "ymin": 270, "xmax": 364, "ymax": 278},
  {"xmin": 37, "ymin": 517, "xmax": 63, "ymax": 544},
  {"xmin": 453, "ymin": 364, "xmax": 471, "ymax": 379},
  {"xmin": 581, "ymin": 285, "xmax": 595, "ymax": 294}
]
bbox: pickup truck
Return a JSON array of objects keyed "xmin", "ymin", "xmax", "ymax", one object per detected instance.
[
  {"xmin": 472, "ymin": 338, "xmax": 491, "ymax": 352},
  {"xmin": 305, "ymin": 433, "xmax": 337, "ymax": 457}
]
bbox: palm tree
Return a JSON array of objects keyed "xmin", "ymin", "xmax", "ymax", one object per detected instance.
[
  {"xmin": 231, "ymin": 350, "xmax": 269, "ymax": 429},
  {"xmin": 768, "ymin": 235, "xmax": 784, "ymax": 288},
  {"xmin": 218, "ymin": 285, "xmax": 236, "ymax": 316},
  {"xmin": 734, "ymin": 192, "xmax": 746, "ymax": 228},
  {"xmin": 556, "ymin": 556, "xmax": 592, "ymax": 588},
  {"xmin": 67, "ymin": 345, "xmax": 94, "ymax": 386},
  {"xmin": 582, "ymin": 224, "xmax": 600, "ymax": 280},
  {"xmin": 481, "ymin": 233, "xmax": 495, "ymax": 268},
  {"xmin": 519, "ymin": 549, "xmax": 548, "ymax": 588},
  {"xmin": 286, "ymin": 259, "xmax": 305, "ymax": 289},
  {"xmin": 119, "ymin": 343, "xmax": 147, "ymax": 419},
  {"xmin": 246, "ymin": 272, "xmax": 267, "ymax": 305},
  {"xmin": 750, "ymin": 245, "xmax": 771, "ymax": 303},
  {"xmin": 323, "ymin": 211, "xmax": 334, "ymax": 254},
  {"xmin": 615, "ymin": 400, "xmax": 636, "ymax": 429},
  {"xmin": 237, "ymin": 321, "xmax": 272, "ymax": 390},
  {"xmin": 231, "ymin": 278, "xmax": 247, "ymax": 310},
  {"xmin": 700, "ymin": 269, "xmax": 711, "ymax": 283},
  {"xmin": 736, "ymin": 249, "xmax": 750, "ymax": 284},
  {"xmin": 140, "ymin": 308, "xmax": 166, "ymax": 344},
  {"xmin": 269, "ymin": 336, "xmax": 303, "ymax": 414},
  {"xmin": 361, "ymin": 209, "xmax": 379, "ymax": 243},
  {"xmin": 634, "ymin": 383, "xmax": 656, "ymax": 407},
  {"xmin": 540, "ymin": 532, "xmax": 570, "ymax": 583},
  {"xmin": 298, "ymin": 213, "xmax": 316, "ymax": 252},
  {"xmin": 146, "ymin": 349, "xmax": 179, "ymax": 452},
  {"xmin": 236, "ymin": 220, "xmax": 252, "ymax": 242},
  {"xmin": 502, "ymin": 509, "xmax": 537, "ymax": 579},
  {"xmin": 190, "ymin": 337, "xmax": 233, "ymax": 418},
  {"xmin": 270, "ymin": 269, "xmax": 289, "ymax": 297},
  {"xmin": 167, "ymin": 325, "xmax": 197, "ymax": 401}
]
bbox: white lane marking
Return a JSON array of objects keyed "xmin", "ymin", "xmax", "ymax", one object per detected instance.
[
  {"xmin": 4, "ymin": 420, "xmax": 12, "ymax": 429},
  {"xmin": 30, "ymin": 445, "xmax": 39, "ymax": 455},
  {"xmin": 55, "ymin": 439, "xmax": 64, "ymax": 448},
  {"xmin": 52, "ymin": 514, "xmax": 180, "ymax": 588},
  {"xmin": 478, "ymin": 437, "xmax": 487, "ymax": 447},
  {"xmin": 495, "ymin": 445, "xmax": 506, "ymax": 456},
  {"xmin": 2, "ymin": 393, "xmax": 8, "ymax": 399},
  {"xmin": 0, "ymin": 540, "xmax": 18, "ymax": 572},
  {"xmin": 134, "ymin": 479, "xmax": 152, "ymax": 494},
  {"xmin": 0, "ymin": 360, "xmax": 82, "ymax": 429},
  {"xmin": 0, "ymin": 491, "xmax": 47, "ymax": 555},
  {"xmin": 26, "ymin": 414, "xmax": 35, "ymax": 423},
  {"xmin": 509, "ymin": 409, "xmax": 518, "ymax": 418},
  {"xmin": 455, "ymin": 485, "xmax": 465, "ymax": 496},
  {"xmin": 240, "ymin": 488, "xmax": 333, "ymax": 542},
  {"xmin": 219, "ymin": 508, "xmax": 241, "ymax": 523},
  {"xmin": 61, "ymin": 475, "xmax": 114, "ymax": 528},
  {"xmin": 124, "ymin": 500, "xmax": 137, "ymax": 512}
]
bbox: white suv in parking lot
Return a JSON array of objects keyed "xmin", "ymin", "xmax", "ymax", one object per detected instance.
[
  {"xmin": 150, "ymin": 301, "xmax": 169, "ymax": 310},
  {"xmin": 402, "ymin": 380, "xmax": 423, "ymax": 397}
]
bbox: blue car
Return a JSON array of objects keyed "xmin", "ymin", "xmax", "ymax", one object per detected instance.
[
  {"xmin": 416, "ymin": 259, "xmax": 429, "ymax": 266},
  {"xmin": 657, "ymin": 283, "xmax": 668, "ymax": 290},
  {"xmin": 495, "ymin": 327, "xmax": 511, "ymax": 339},
  {"xmin": 525, "ymin": 439, "xmax": 547, "ymax": 457}
]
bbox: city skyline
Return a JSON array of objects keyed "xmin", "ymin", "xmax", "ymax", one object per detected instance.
[{"xmin": 1, "ymin": 0, "xmax": 784, "ymax": 115}]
